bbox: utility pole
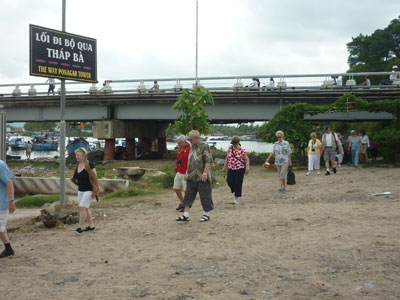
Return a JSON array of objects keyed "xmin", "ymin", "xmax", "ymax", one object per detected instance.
[
  {"xmin": 195, "ymin": 0, "xmax": 199, "ymax": 86},
  {"xmin": 59, "ymin": 0, "xmax": 67, "ymax": 203}
]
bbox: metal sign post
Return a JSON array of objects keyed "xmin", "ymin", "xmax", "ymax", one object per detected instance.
[
  {"xmin": 59, "ymin": 0, "xmax": 66, "ymax": 204},
  {"xmin": 0, "ymin": 105, "xmax": 6, "ymax": 162},
  {"xmin": 195, "ymin": 0, "xmax": 199, "ymax": 85},
  {"xmin": 29, "ymin": 1, "xmax": 97, "ymax": 203}
]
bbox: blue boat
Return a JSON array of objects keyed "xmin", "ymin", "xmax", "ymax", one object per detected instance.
[
  {"xmin": 32, "ymin": 136, "xmax": 59, "ymax": 151},
  {"xmin": 66, "ymin": 137, "xmax": 91, "ymax": 155},
  {"xmin": 9, "ymin": 138, "xmax": 27, "ymax": 151},
  {"xmin": 32, "ymin": 143, "xmax": 58, "ymax": 151}
]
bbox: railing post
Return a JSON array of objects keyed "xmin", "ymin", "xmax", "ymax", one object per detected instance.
[{"xmin": 0, "ymin": 105, "xmax": 6, "ymax": 162}]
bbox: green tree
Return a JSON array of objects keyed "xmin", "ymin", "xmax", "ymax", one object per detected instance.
[
  {"xmin": 346, "ymin": 17, "xmax": 400, "ymax": 84},
  {"xmin": 210, "ymin": 123, "xmax": 262, "ymax": 137},
  {"xmin": 24, "ymin": 122, "xmax": 57, "ymax": 133},
  {"xmin": 257, "ymin": 103, "xmax": 317, "ymax": 162},
  {"xmin": 168, "ymin": 87, "xmax": 214, "ymax": 135}
]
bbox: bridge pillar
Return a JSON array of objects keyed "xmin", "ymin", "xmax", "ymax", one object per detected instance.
[
  {"xmin": 141, "ymin": 137, "xmax": 152, "ymax": 154},
  {"xmin": 126, "ymin": 138, "xmax": 136, "ymax": 160},
  {"xmin": 158, "ymin": 137, "xmax": 167, "ymax": 154},
  {"xmin": 104, "ymin": 139, "xmax": 115, "ymax": 160},
  {"xmin": 93, "ymin": 120, "xmax": 169, "ymax": 159}
]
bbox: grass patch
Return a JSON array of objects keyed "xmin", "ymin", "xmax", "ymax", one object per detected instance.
[
  {"xmin": 94, "ymin": 163, "xmax": 105, "ymax": 179},
  {"xmin": 160, "ymin": 165, "xmax": 175, "ymax": 173},
  {"xmin": 16, "ymin": 194, "xmax": 59, "ymax": 207},
  {"xmin": 103, "ymin": 174, "xmax": 169, "ymax": 200},
  {"xmin": 97, "ymin": 171, "xmax": 176, "ymax": 208},
  {"xmin": 104, "ymin": 186, "xmax": 154, "ymax": 199}
]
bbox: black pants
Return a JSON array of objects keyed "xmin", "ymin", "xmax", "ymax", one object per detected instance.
[
  {"xmin": 227, "ymin": 168, "xmax": 245, "ymax": 197},
  {"xmin": 48, "ymin": 84, "xmax": 55, "ymax": 95},
  {"xmin": 182, "ymin": 180, "xmax": 214, "ymax": 212}
]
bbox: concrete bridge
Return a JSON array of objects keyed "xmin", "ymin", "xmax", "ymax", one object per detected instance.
[{"xmin": 1, "ymin": 72, "xmax": 398, "ymax": 159}]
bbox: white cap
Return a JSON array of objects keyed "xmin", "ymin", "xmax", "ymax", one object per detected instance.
[{"xmin": 393, "ymin": 65, "xmax": 398, "ymax": 69}]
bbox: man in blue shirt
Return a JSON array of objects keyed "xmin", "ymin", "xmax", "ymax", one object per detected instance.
[{"xmin": 0, "ymin": 160, "xmax": 16, "ymax": 258}]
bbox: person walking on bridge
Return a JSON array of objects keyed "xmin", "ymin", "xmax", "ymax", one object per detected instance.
[
  {"xmin": 0, "ymin": 160, "xmax": 16, "ymax": 258},
  {"xmin": 175, "ymin": 130, "xmax": 214, "ymax": 222},
  {"xmin": 321, "ymin": 126, "xmax": 342, "ymax": 175},
  {"xmin": 46, "ymin": 78, "xmax": 56, "ymax": 95}
]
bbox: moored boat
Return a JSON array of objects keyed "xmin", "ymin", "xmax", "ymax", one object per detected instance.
[
  {"xmin": 31, "ymin": 135, "xmax": 59, "ymax": 151},
  {"xmin": 9, "ymin": 138, "xmax": 27, "ymax": 151},
  {"xmin": 32, "ymin": 143, "xmax": 58, "ymax": 151},
  {"xmin": 66, "ymin": 137, "xmax": 91, "ymax": 155}
]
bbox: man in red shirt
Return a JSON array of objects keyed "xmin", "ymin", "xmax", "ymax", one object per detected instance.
[{"xmin": 174, "ymin": 135, "xmax": 190, "ymax": 211}]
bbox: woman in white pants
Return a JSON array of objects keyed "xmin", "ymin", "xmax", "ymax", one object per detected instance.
[{"xmin": 307, "ymin": 132, "xmax": 322, "ymax": 176}]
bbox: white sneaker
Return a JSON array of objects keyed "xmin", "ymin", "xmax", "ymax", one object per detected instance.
[
  {"xmin": 232, "ymin": 198, "xmax": 239, "ymax": 205},
  {"xmin": 306, "ymin": 172, "xmax": 311, "ymax": 176},
  {"xmin": 316, "ymin": 171, "xmax": 321, "ymax": 175}
]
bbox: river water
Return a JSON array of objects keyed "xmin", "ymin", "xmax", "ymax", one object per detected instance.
[
  {"xmin": 7, "ymin": 139, "xmax": 273, "ymax": 160},
  {"xmin": 167, "ymin": 140, "xmax": 273, "ymax": 153}
]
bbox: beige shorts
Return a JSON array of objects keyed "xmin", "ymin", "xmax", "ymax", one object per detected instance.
[
  {"xmin": 173, "ymin": 172, "xmax": 187, "ymax": 191},
  {"xmin": 0, "ymin": 209, "xmax": 9, "ymax": 232},
  {"xmin": 361, "ymin": 144, "xmax": 368, "ymax": 154},
  {"xmin": 78, "ymin": 191, "xmax": 93, "ymax": 208},
  {"xmin": 276, "ymin": 164, "xmax": 289, "ymax": 180}
]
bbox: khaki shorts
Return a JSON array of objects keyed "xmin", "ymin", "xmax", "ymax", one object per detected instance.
[
  {"xmin": 361, "ymin": 144, "xmax": 368, "ymax": 154},
  {"xmin": 0, "ymin": 209, "xmax": 9, "ymax": 232},
  {"xmin": 324, "ymin": 147, "xmax": 336, "ymax": 161},
  {"xmin": 276, "ymin": 164, "xmax": 289, "ymax": 180},
  {"xmin": 173, "ymin": 172, "xmax": 187, "ymax": 191}
]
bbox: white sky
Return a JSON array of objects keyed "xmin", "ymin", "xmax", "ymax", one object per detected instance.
[{"xmin": 0, "ymin": 0, "xmax": 399, "ymax": 86}]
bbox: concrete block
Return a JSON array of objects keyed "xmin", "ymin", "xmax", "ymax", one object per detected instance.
[{"xmin": 13, "ymin": 177, "xmax": 129, "ymax": 195}]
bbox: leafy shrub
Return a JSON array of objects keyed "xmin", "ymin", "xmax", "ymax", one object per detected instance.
[{"xmin": 163, "ymin": 173, "xmax": 175, "ymax": 188}]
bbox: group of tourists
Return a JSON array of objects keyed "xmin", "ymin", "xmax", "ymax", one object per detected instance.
[
  {"xmin": 306, "ymin": 126, "xmax": 373, "ymax": 176},
  {"xmin": 0, "ymin": 126, "xmax": 377, "ymax": 258},
  {"xmin": 172, "ymin": 129, "xmax": 291, "ymax": 223},
  {"xmin": 173, "ymin": 130, "xmax": 252, "ymax": 222}
]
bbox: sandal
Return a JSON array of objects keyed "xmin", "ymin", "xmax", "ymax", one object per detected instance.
[
  {"xmin": 176, "ymin": 204, "xmax": 184, "ymax": 212},
  {"xmin": 175, "ymin": 215, "xmax": 190, "ymax": 222},
  {"xmin": 199, "ymin": 215, "xmax": 210, "ymax": 222}
]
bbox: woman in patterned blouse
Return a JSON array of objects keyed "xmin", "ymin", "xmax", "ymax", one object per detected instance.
[{"xmin": 222, "ymin": 136, "xmax": 250, "ymax": 205}]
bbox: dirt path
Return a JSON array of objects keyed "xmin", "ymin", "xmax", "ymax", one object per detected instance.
[{"xmin": 2, "ymin": 165, "xmax": 400, "ymax": 300}]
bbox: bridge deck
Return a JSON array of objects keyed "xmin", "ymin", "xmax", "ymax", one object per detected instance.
[{"xmin": 1, "ymin": 88, "xmax": 398, "ymax": 122}]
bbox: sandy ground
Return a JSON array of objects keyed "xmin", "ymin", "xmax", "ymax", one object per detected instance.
[{"xmin": 1, "ymin": 164, "xmax": 400, "ymax": 300}]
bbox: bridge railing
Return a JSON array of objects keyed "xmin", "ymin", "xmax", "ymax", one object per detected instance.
[{"xmin": 1, "ymin": 72, "xmax": 399, "ymax": 97}]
